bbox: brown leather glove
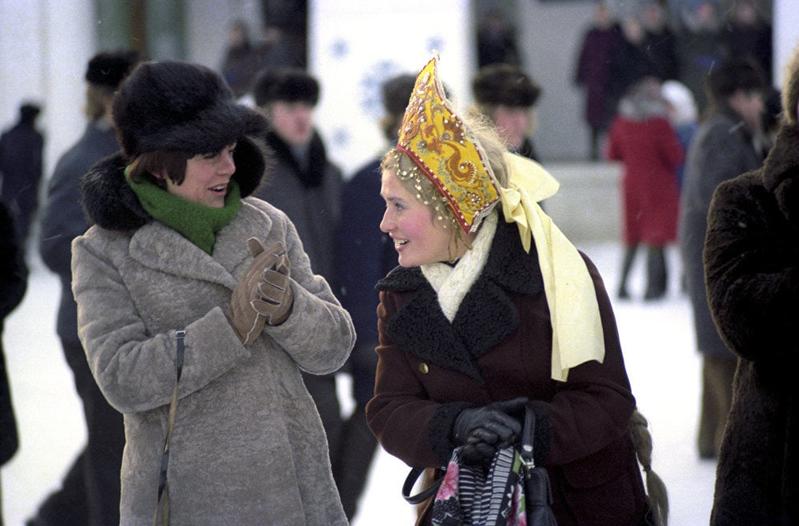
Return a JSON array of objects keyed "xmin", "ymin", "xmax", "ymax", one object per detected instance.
[
  {"xmin": 230, "ymin": 238, "xmax": 287, "ymax": 344},
  {"xmin": 252, "ymin": 249, "xmax": 293, "ymax": 326}
]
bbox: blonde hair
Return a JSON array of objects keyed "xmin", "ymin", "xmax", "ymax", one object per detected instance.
[
  {"xmin": 630, "ymin": 410, "xmax": 669, "ymax": 526},
  {"xmin": 782, "ymin": 44, "xmax": 799, "ymax": 127}
]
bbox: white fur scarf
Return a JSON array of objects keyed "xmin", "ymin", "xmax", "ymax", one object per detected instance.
[{"xmin": 421, "ymin": 212, "xmax": 498, "ymax": 322}]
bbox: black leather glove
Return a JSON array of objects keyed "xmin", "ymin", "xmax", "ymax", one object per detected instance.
[{"xmin": 454, "ymin": 397, "xmax": 528, "ymax": 466}]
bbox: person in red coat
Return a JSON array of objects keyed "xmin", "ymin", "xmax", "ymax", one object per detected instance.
[
  {"xmin": 366, "ymin": 56, "xmax": 665, "ymax": 526},
  {"xmin": 608, "ymin": 76, "xmax": 684, "ymax": 300}
]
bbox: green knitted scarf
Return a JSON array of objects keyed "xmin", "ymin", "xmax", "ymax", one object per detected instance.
[{"xmin": 126, "ymin": 172, "xmax": 241, "ymax": 255}]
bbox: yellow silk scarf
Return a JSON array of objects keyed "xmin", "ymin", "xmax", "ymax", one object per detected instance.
[{"xmin": 499, "ymin": 153, "xmax": 605, "ymax": 381}]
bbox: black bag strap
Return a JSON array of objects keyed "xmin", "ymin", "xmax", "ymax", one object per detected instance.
[
  {"xmin": 402, "ymin": 466, "xmax": 444, "ymax": 505},
  {"xmin": 153, "ymin": 329, "xmax": 186, "ymax": 526}
]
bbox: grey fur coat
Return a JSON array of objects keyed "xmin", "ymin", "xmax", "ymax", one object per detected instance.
[{"xmin": 71, "ymin": 154, "xmax": 354, "ymax": 525}]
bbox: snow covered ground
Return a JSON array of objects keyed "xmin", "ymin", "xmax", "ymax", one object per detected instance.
[{"xmin": 2, "ymin": 243, "xmax": 716, "ymax": 526}]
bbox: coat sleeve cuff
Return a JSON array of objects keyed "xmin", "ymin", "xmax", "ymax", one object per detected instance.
[
  {"xmin": 428, "ymin": 401, "xmax": 473, "ymax": 466},
  {"xmin": 527, "ymin": 400, "xmax": 553, "ymax": 465}
]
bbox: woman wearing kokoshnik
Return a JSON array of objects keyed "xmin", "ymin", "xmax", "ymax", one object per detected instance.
[{"xmin": 366, "ymin": 56, "xmax": 666, "ymax": 526}]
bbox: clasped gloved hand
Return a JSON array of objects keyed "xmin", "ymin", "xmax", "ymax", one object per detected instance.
[
  {"xmin": 453, "ymin": 397, "xmax": 528, "ymax": 467},
  {"xmin": 250, "ymin": 241, "xmax": 292, "ymax": 326},
  {"xmin": 230, "ymin": 238, "xmax": 293, "ymax": 345}
]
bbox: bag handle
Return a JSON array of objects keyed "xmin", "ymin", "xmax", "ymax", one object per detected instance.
[
  {"xmin": 153, "ymin": 329, "xmax": 186, "ymax": 526},
  {"xmin": 402, "ymin": 466, "xmax": 444, "ymax": 505},
  {"xmin": 521, "ymin": 406, "xmax": 536, "ymax": 468}
]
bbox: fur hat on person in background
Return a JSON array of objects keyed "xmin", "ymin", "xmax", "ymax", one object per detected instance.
[
  {"xmin": 86, "ymin": 50, "xmax": 141, "ymax": 88},
  {"xmin": 252, "ymin": 68, "xmax": 320, "ymax": 107},
  {"xmin": 112, "ymin": 60, "xmax": 268, "ymax": 196},
  {"xmin": 781, "ymin": 45, "xmax": 799, "ymax": 127},
  {"xmin": 705, "ymin": 58, "xmax": 765, "ymax": 109},
  {"xmin": 382, "ymin": 74, "xmax": 417, "ymax": 116},
  {"xmin": 472, "ymin": 63, "xmax": 541, "ymax": 108},
  {"xmin": 380, "ymin": 74, "xmax": 416, "ymax": 142}
]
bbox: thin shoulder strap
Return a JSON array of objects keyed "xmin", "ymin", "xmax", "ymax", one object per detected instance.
[{"xmin": 153, "ymin": 329, "xmax": 186, "ymax": 526}]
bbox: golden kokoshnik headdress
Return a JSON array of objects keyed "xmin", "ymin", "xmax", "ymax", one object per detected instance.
[
  {"xmin": 396, "ymin": 56, "xmax": 500, "ymax": 233},
  {"xmin": 397, "ymin": 56, "xmax": 605, "ymax": 382}
]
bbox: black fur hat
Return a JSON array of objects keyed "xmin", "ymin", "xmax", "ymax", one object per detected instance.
[
  {"xmin": 85, "ymin": 50, "xmax": 140, "ymax": 88},
  {"xmin": 705, "ymin": 58, "xmax": 765, "ymax": 107},
  {"xmin": 472, "ymin": 64, "xmax": 541, "ymax": 108},
  {"xmin": 382, "ymin": 74, "xmax": 416, "ymax": 116},
  {"xmin": 113, "ymin": 60, "xmax": 267, "ymax": 157},
  {"xmin": 252, "ymin": 68, "xmax": 320, "ymax": 107}
]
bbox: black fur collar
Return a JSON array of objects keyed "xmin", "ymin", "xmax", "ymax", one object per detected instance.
[
  {"xmin": 761, "ymin": 124, "xmax": 799, "ymax": 228},
  {"xmin": 377, "ymin": 219, "xmax": 543, "ymax": 381},
  {"xmin": 81, "ymin": 136, "xmax": 266, "ymax": 231},
  {"xmin": 81, "ymin": 153, "xmax": 150, "ymax": 230},
  {"xmin": 264, "ymin": 130, "xmax": 327, "ymax": 188}
]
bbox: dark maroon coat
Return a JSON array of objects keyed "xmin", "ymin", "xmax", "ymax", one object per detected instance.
[
  {"xmin": 608, "ymin": 115, "xmax": 683, "ymax": 245},
  {"xmin": 575, "ymin": 23, "xmax": 623, "ymax": 130},
  {"xmin": 366, "ymin": 220, "xmax": 648, "ymax": 526}
]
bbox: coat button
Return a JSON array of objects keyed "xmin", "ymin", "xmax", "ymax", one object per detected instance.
[{"xmin": 418, "ymin": 362, "xmax": 430, "ymax": 374}]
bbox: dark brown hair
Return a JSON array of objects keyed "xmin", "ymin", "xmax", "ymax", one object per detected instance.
[{"xmin": 127, "ymin": 150, "xmax": 191, "ymax": 188}]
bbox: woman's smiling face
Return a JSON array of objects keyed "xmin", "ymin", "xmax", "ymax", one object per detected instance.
[
  {"xmin": 379, "ymin": 169, "xmax": 454, "ymax": 267},
  {"xmin": 164, "ymin": 143, "xmax": 237, "ymax": 208}
]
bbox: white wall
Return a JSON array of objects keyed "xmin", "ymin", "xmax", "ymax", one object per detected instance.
[
  {"xmin": 309, "ymin": 0, "xmax": 474, "ymax": 177},
  {"xmin": 185, "ymin": 0, "xmax": 263, "ymax": 69},
  {"xmin": 774, "ymin": 0, "xmax": 799, "ymax": 88},
  {"xmin": 519, "ymin": 0, "xmax": 594, "ymax": 162}
]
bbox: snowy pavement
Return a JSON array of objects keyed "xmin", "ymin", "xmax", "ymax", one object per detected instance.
[{"xmin": 2, "ymin": 243, "xmax": 715, "ymax": 526}]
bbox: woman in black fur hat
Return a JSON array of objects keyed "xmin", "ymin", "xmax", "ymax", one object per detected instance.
[
  {"xmin": 704, "ymin": 46, "xmax": 799, "ymax": 525},
  {"xmin": 71, "ymin": 60, "xmax": 353, "ymax": 525}
]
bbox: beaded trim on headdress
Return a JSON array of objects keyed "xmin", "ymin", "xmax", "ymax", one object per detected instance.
[{"xmin": 397, "ymin": 55, "xmax": 500, "ymax": 234}]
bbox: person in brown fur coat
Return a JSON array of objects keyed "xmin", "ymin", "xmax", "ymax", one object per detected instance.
[{"xmin": 704, "ymin": 46, "xmax": 799, "ymax": 526}]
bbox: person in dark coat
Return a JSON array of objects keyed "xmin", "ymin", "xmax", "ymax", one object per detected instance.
[
  {"xmin": 472, "ymin": 63, "xmax": 542, "ymax": 162},
  {"xmin": 0, "ymin": 102, "xmax": 44, "ymax": 248},
  {"xmin": 367, "ymin": 56, "xmax": 666, "ymax": 526},
  {"xmin": 0, "ymin": 201, "xmax": 28, "ymax": 524},
  {"xmin": 606, "ymin": 16, "xmax": 658, "ymax": 126},
  {"xmin": 333, "ymin": 73, "xmax": 410, "ymax": 520},
  {"xmin": 251, "ymin": 67, "xmax": 347, "ymax": 484},
  {"xmin": 640, "ymin": 1, "xmax": 679, "ymax": 82},
  {"xmin": 30, "ymin": 50, "xmax": 138, "ymax": 526},
  {"xmin": 703, "ymin": 44, "xmax": 799, "ymax": 526},
  {"xmin": 608, "ymin": 77, "xmax": 684, "ymax": 300},
  {"xmin": 675, "ymin": 1, "xmax": 725, "ymax": 114},
  {"xmin": 574, "ymin": 1, "xmax": 623, "ymax": 160},
  {"xmin": 721, "ymin": 0, "xmax": 772, "ymax": 86},
  {"xmin": 678, "ymin": 58, "xmax": 765, "ymax": 460},
  {"xmin": 219, "ymin": 20, "xmax": 264, "ymax": 98},
  {"xmin": 476, "ymin": 8, "xmax": 520, "ymax": 68}
]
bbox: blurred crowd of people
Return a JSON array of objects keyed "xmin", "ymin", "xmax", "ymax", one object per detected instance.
[{"xmin": 575, "ymin": 0, "xmax": 772, "ymax": 160}]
